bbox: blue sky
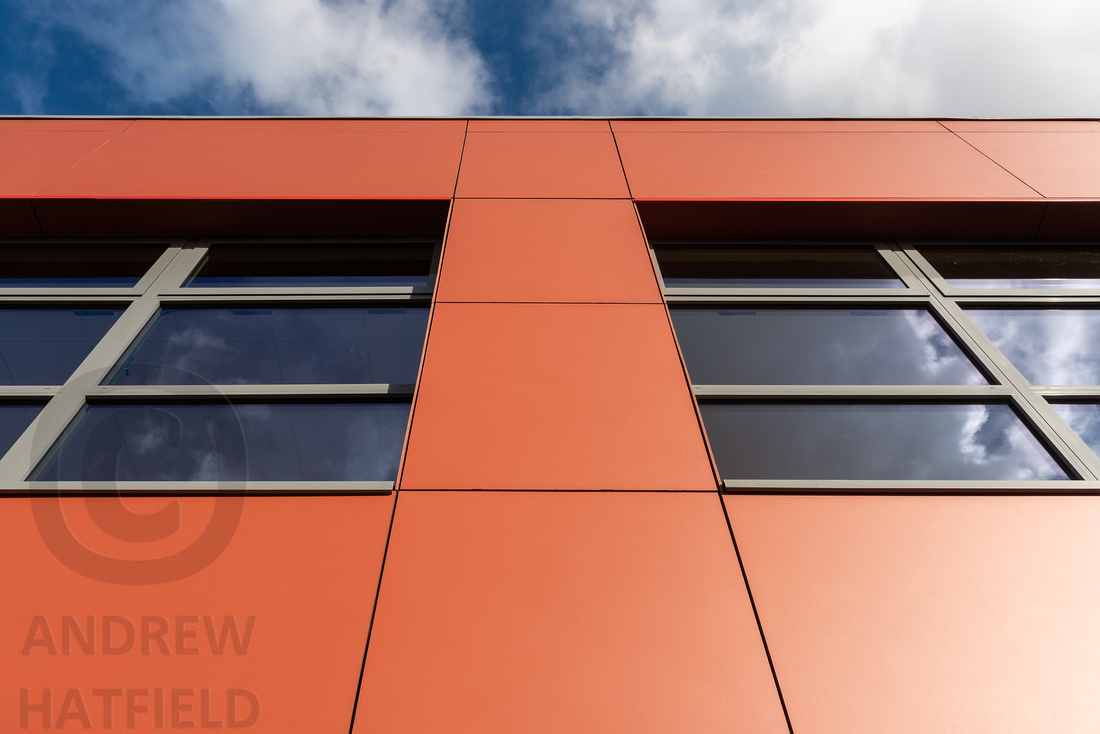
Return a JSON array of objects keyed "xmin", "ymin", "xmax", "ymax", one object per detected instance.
[{"xmin": 2, "ymin": 0, "xmax": 1099, "ymax": 117}]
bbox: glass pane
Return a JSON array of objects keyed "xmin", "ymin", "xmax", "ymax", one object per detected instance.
[
  {"xmin": 0, "ymin": 404, "xmax": 43, "ymax": 456},
  {"xmin": 107, "ymin": 306, "xmax": 430, "ymax": 385},
  {"xmin": 1050, "ymin": 403, "xmax": 1100, "ymax": 457},
  {"xmin": 921, "ymin": 245, "xmax": 1100, "ymax": 288},
  {"xmin": 965, "ymin": 308, "xmax": 1100, "ymax": 385},
  {"xmin": 0, "ymin": 308, "xmax": 125, "ymax": 385},
  {"xmin": 33, "ymin": 402, "xmax": 409, "ymax": 482},
  {"xmin": 186, "ymin": 244, "xmax": 433, "ymax": 287},
  {"xmin": 701, "ymin": 403, "xmax": 1067, "ymax": 480},
  {"xmin": 653, "ymin": 246, "xmax": 903, "ymax": 288},
  {"xmin": 0, "ymin": 247, "xmax": 163, "ymax": 287},
  {"xmin": 671, "ymin": 308, "xmax": 986, "ymax": 385}
]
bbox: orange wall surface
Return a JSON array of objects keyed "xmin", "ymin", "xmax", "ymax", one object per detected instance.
[{"xmin": 3, "ymin": 118, "xmax": 1100, "ymax": 733}]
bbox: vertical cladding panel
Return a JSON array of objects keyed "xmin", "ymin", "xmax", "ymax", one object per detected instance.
[
  {"xmin": 1, "ymin": 496, "xmax": 394, "ymax": 733},
  {"xmin": 613, "ymin": 131, "xmax": 1042, "ymax": 199},
  {"xmin": 953, "ymin": 131, "xmax": 1100, "ymax": 197},
  {"xmin": 455, "ymin": 130, "xmax": 631, "ymax": 198},
  {"xmin": 36, "ymin": 119, "xmax": 467, "ymax": 199},
  {"xmin": 353, "ymin": 491, "xmax": 788, "ymax": 734},
  {"xmin": 435, "ymin": 198, "xmax": 662, "ymax": 303},
  {"xmin": 727, "ymin": 495, "xmax": 1100, "ymax": 734},
  {"xmin": 401, "ymin": 302, "xmax": 714, "ymax": 490}
]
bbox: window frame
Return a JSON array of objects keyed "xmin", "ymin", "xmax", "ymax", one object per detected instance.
[
  {"xmin": 651, "ymin": 237, "xmax": 1100, "ymax": 492},
  {"xmin": 0, "ymin": 237, "xmax": 441, "ymax": 495}
]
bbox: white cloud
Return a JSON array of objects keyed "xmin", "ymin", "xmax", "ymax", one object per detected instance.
[
  {"xmin": 29, "ymin": 0, "xmax": 493, "ymax": 115},
  {"xmin": 539, "ymin": 0, "xmax": 1100, "ymax": 116}
]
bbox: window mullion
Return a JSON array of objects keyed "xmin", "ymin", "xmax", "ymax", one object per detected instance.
[
  {"xmin": 922, "ymin": 285, "xmax": 1100, "ymax": 480},
  {"xmin": 0, "ymin": 247, "xmax": 210, "ymax": 487}
]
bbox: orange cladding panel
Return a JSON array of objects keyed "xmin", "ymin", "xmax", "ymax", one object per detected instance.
[
  {"xmin": 469, "ymin": 120, "xmax": 611, "ymax": 132},
  {"xmin": 37, "ymin": 119, "xmax": 465, "ymax": 199},
  {"xmin": 0, "ymin": 129, "xmax": 124, "ymax": 196},
  {"xmin": 942, "ymin": 120, "xmax": 1100, "ymax": 132},
  {"xmin": 353, "ymin": 491, "xmax": 788, "ymax": 734},
  {"xmin": 954, "ymin": 131, "xmax": 1100, "ymax": 197},
  {"xmin": 613, "ymin": 119, "xmax": 948, "ymax": 132},
  {"xmin": 435, "ymin": 199, "xmax": 661, "ymax": 303},
  {"xmin": 0, "ymin": 119, "xmax": 133, "ymax": 132},
  {"xmin": 455, "ymin": 132, "xmax": 630, "ymax": 198},
  {"xmin": 615, "ymin": 131, "xmax": 1041, "ymax": 199},
  {"xmin": 1, "ymin": 495, "xmax": 393, "ymax": 733},
  {"xmin": 401, "ymin": 303, "xmax": 714, "ymax": 490},
  {"xmin": 727, "ymin": 495, "xmax": 1100, "ymax": 734}
]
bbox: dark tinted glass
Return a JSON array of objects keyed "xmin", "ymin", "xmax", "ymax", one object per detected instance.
[
  {"xmin": 701, "ymin": 402, "xmax": 1067, "ymax": 480},
  {"xmin": 186, "ymin": 245, "xmax": 433, "ymax": 287},
  {"xmin": 964, "ymin": 308, "xmax": 1100, "ymax": 385},
  {"xmin": 671, "ymin": 308, "xmax": 985, "ymax": 384},
  {"xmin": 1050, "ymin": 403, "xmax": 1100, "ymax": 457},
  {"xmin": 0, "ymin": 247, "xmax": 162, "ymax": 287},
  {"xmin": 107, "ymin": 306, "xmax": 430, "ymax": 385},
  {"xmin": 653, "ymin": 246, "xmax": 902, "ymax": 287},
  {"xmin": 0, "ymin": 404, "xmax": 43, "ymax": 456},
  {"xmin": 0, "ymin": 308, "xmax": 124, "ymax": 384},
  {"xmin": 34, "ymin": 402, "xmax": 409, "ymax": 482},
  {"xmin": 921, "ymin": 246, "xmax": 1100, "ymax": 288}
]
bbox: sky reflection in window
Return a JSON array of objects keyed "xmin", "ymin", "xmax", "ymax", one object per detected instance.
[
  {"xmin": 702, "ymin": 402, "xmax": 1067, "ymax": 480},
  {"xmin": 672, "ymin": 308, "xmax": 986, "ymax": 384},
  {"xmin": 0, "ymin": 309, "xmax": 125, "ymax": 385},
  {"xmin": 1051, "ymin": 403, "xmax": 1100, "ymax": 459},
  {"xmin": 34, "ymin": 402, "xmax": 409, "ymax": 482},
  {"xmin": 965, "ymin": 309, "xmax": 1100, "ymax": 385},
  {"xmin": 0, "ymin": 404, "xmax": 42, "ymax": 456},
  {"xmin": 108, "ymin": 306, "xmax": 430, "ymax": 385}
]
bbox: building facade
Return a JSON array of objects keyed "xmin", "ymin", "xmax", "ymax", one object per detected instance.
[{"xmin": 3, "ymin": 117, "xmax": 1100, "ymax": 732}]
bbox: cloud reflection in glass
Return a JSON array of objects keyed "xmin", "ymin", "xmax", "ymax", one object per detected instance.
[
  {"xmin": 672, "ymin": 308, "xmax": 986, "ymax": 384},
  {"xmin": 1051, "ymin": 403, "xmax": 1100, "ymax": 460},
  {"xmin": 107, "ymin": 307, "xmax": 430, "ymax": 385},
  {"xmin": 965, "ymin": 309, "xmax": 1100, "ymax": 385},
  {"xmin": 703, "ymin": 403, "xmax": 1067, "ymax": 480},
  {"xmin": 33, "ymin": 403, "xmax": 410, "ymax": 482}
]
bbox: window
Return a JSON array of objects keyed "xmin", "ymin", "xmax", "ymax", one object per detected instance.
[
  {"xmin": 185, "ymin": 243, "xmax": 435, "ymax": 288},
  {"xmin": 35, "ymin": 402, "xmax": 410, "ymax": 482},
  {"xmin": 916, "ymin": 244, "xmax": 1100, "ymax": 290},
  {"xmin": 656, "ymin": 240, "xmax": 1091, "ymax": 488},
  {"xmin": 653, "ymin": 243, "xmax": 904, "ymax": 289},
  {"xmin": 107, "ymin": 306, "xmax": 430, "ymax": 385},
  {"xmin": 0, "ymin": 239, "xmax": 437, "ymax": 492},
  {"xmin": 909, "ymin": 242, "xmax": 1100, "ymax": 479},
  {"xmin": 0, "ymin": 245, "xmax": 168, "ymax": 289},
  {"xmin": 0, "ymin": 307, "xmax": 126, "ymax": 385}
]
